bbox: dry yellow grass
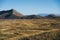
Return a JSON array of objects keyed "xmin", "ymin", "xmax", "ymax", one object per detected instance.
[{"xmin": 0, "ymin": 19, "xmax": 60, "ymax": 40}]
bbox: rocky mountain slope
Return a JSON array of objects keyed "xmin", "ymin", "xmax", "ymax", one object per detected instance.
[
  {"xmin": 0, "ymin": 9, "xmax": 60, "ymax": 19},
  {"xmin": 0, "ymin": 9, "xmax": 24, "ymax": 19}
]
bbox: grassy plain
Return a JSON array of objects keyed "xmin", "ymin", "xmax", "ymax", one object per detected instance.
[{"xmin": 0, "ymin": 19, "xmax": 60, "ymax": 40}]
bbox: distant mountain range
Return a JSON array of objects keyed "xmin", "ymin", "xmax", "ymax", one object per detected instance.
[
  {"xmin": 0, "ymin": 9, "xmax": 60, "ymax": 19},
  {"xmin": 38, "ymin": 13, "xmax": 49, "ymax": 16}
]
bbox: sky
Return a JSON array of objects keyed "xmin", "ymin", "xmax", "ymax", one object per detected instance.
[{"xmin": 0, "ymin": 0, "xmax": 60, "ymax": 15}]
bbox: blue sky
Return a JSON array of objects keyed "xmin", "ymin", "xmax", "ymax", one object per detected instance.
[{"xmin": 0, "ymin": 0, "xmax": 60, "ymax": 15}]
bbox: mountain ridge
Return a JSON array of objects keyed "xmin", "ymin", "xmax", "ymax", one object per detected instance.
[
  {"xmin": 0, "ymin": 9, "xmax": 24, "ymax": 19},
  {"xmin": 0, "ymin": 9, "xmax": 60, "ymax": 19}
]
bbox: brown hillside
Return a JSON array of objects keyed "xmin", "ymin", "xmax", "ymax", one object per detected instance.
[{"xmin": 0, "ymin": 9, "xmax": 24, "ymax": 19}]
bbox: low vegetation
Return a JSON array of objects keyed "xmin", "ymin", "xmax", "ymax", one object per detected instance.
[{"xmin": 0, "ymin": 19, "xmax": 60, "ymax": 40}]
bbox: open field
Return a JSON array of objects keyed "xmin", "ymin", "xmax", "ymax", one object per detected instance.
[{"xmin": 0, "ymin": 19, "xmax": 60, "ymax": 40}]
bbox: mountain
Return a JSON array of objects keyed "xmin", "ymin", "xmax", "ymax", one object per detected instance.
[
  {"xmin": 46, "ymin": 14, "xmax": 56, "ymax": 18},
  {"xmin": 46, "ymin": 14, "xmax": 60, "ymax": 19},
  {"xmin": 0, "ymin": 9, "xmax": 46, "ymax": 19},
  {"xmin": 38, "ymin": 13, "xmax": 49, "ymax": 16},
  {"xmin": 0, "ymin": 9, "xmax": 24, "ymax": 19},
  {"xmin": 37, "ymin": 13, "xmax": 60, "ymax": 19},
  {"xmin": 0, "ymin": 9, "xmax": 60, "ymax": 19},
  {"xmin": 20, "ymin": 15, "xmax": 46, "ymax": 19}
]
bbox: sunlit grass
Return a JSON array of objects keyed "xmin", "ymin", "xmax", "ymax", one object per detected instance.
[{"xmin": 0, "ymin": 19, "xmax": 60, "ymax": 40}]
